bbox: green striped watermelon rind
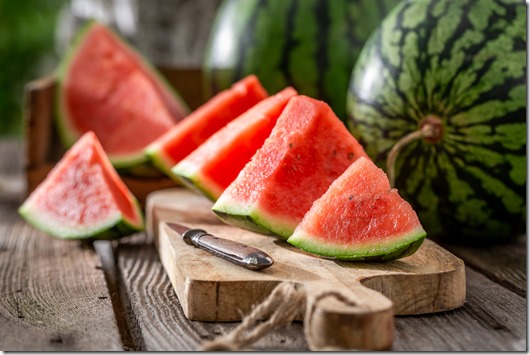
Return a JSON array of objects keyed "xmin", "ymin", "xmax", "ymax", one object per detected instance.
[
  {"xmin": 18, "ymin": 202, "xmax": 143, "ymax": 240},
  {"xmin": 287, "ymin": 228, "xmax": 426, "ymax": 261},
  {"xmin": 55, "ymin": 20, "xmax": 189, "ymax": 170},
  {"xmin": 346, "ymin": 0, "xmax": 526, "ymax": 241}
]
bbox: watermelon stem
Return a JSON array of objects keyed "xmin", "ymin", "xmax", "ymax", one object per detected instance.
[{"xmin": 387, "ymin": 117, "xmax": 443, "ymax": 187}]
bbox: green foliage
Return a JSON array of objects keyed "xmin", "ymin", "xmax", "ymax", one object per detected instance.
[{"xmin": 0, "ymin": 0, "xmax": 65, "ymax": 136}]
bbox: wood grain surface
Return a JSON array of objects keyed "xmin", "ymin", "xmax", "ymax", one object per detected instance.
[{"xmin": 0, "ymin": 139, "xmax": 526, "ymax": 351}]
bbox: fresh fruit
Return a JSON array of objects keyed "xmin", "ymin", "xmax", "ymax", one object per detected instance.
[
  {"xmin": 288, "ymin": 157, "xmax": 426, "ymax": 261},
  {"xmin": 145, "ymin": 75, "xmax": 268, "ymax": 180},
  {"xmin": 173, "ymin": 87, "xmax": 297, "ymax": 201},
  {"xmin": 347, "ymin": 0, "xmax": 526, "ymax": 242},
  {"xmin": 203, "ymin": 0, "xmax": 399, "ymax": 122},
  {"xmin": 56, "ymin": 21, "xmax": 189, "ymax": 170},
  {"xmin": 212, "ymin": 95, "xmax": 369, "ymax": 239},
  {"xmin": 19, "ymin": 132, "xmax": 144, "ymax": 240}
]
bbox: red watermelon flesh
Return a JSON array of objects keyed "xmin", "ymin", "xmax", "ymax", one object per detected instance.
[
  {"xmin": 172, "ymin": 87, "xmax": 298, "ymax": 201},
  {"xmin": 212, "ymin": 95, "xmax": 370, "ymax": 239},
  {"xmin": 287, "ymin": 157, "xmax": 426, "ymax": 261},
  {"xmin": 145, "ymin": 75, "xmax": 268, "ymax": 180},
  {"xmin": 18, "ymin": 132, "xmax": 144, "ymax": 240},
  {"xmin": 56, "ymin": 21, "xmax": 188, "ymax": 168}
]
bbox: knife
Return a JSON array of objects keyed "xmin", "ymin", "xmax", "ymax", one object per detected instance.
[{"xmin": 166, "ymin": 222, "xmax": 274, "ymax": 271}]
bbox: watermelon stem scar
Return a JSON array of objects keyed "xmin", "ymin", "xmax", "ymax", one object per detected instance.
[{"xmin": 387, "ymin": 116, "xmax": 443, "ymax": 187}]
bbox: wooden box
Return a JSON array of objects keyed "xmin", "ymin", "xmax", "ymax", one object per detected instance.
[{"xmin": 23, "ymin": 67, "xmax": 204, "ymax": 205}]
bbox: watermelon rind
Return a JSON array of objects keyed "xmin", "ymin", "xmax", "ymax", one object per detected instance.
[
  {"xmin": 18, "ymin": 202, "xmax": 143, "ymax": 240},
  {"xmin": 172, "ymin": 162, "xmax": 219, "ymax": 201},
  {"xmin": 212, "ymin": 204, "xmax": 295, "ymax": 239},
  {"xmin": 144, "ymin": 142, "xmax": 183, "ymax": 183},
  {"xmin": 287, "ymin": 228, "xmax": 426, "ymax": 262},
  {"xmin": 55, "ymin": 20, "xmax": 189, "ymax": 170}
]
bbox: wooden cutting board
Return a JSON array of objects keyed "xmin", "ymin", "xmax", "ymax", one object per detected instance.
[{"xmin": 146, "ymin": 188, "xmax": 466, "ymax": 350}]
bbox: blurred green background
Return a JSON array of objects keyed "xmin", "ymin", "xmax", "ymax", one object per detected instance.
[{"xmin": 0, "ymin": 0, "xmax": 65, "ymax": 137}]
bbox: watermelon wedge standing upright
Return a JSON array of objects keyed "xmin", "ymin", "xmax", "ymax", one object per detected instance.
[
  {"xmin": 288, "ymin": 157, "xmax": 426, "ymax": 261},
  {"xmin": 145, "ymin": 75, "xmax": 268, "ymax": 180},
  {"xmin": 212, "ymin": 95, "xmax": 369, "ymax": 239},
  {"xmin": 172, "ymin": 87, "xmax": 297, "ymax": 201},
  {"xmin": 19, "ymin": 132, "xmax": 144, "ymax": 240},
  {"xmin": 56, "ymin": 21, "xmax": 189, "ymax": 170}
]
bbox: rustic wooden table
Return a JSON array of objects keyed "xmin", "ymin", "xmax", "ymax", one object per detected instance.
[{"xmin": 0, "ymin": 138, "xmax": 526, "ymax": 351}]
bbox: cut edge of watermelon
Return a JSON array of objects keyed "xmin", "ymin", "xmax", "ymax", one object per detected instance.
[
  {"xmin": 171, "ymin": 162, "xmax": 220, "ymax": 201},
  {"xmin": 19, "ymin": 132, "xmax": 144, "ymax": 240},
  {"xmin": 55, "ymin": 20, "xmax": 189, "ymax": 170},
  {"xmin": 212, "ymin": 200, "xmax": 296, "ymax": 239},
  {"xmin": 287, "ymin": 227, "xmax": 426, "ymax": 261}
]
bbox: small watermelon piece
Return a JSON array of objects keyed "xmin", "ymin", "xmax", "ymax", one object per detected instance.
[
  {"xmin": 287, "ymin": 157, "xmax": 426, "ymax": 261},
  {"xmin": 145, "ymin": 75, "xmax": 268, "ymax": 180},
  {"xmin": 56, "ymin": 21, "xmax": 189, "ymax": 169},
  {"xmin": 172, "ymin": 87, "xmax": 298, "ymax": 201},
  {"xmin": 19, "ymin": 132, "xmax": 144, "ymax": 240},
  {"xmin": 212, "ymin": 95, "xmax": 370, "ymax": 239}
]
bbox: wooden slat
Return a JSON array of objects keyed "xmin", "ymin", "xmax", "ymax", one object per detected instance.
[
  {"xmin": 439, "ymin": 236, "xmax": 526, "ymax": 298},
  {"xmin": 394, "ymin": 268, "xmax": 526, "ymax": 351},
  {"xmin": 115, "ymin": 233, "xmax": 309, "ymax": 351}
]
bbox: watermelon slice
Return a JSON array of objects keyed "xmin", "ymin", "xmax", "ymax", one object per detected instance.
[
  {"xmin": 145, "ymin": 75, "xmax": 268, "ymax": 180},
  {"xmin": 212, "ymin": 95, "xmax": 370, "ymax": 239},
  {"xmin": 19, "ymin": 132, "xmax": 144, "ymax": 240},
  {"xmin": 287, "ymin": 157, "xmax": 426, "ymax": 261},
  {"xmin": 172, "ymin": 87, "xmax": 298, "ymax": 201},
  {"xmin": 56, "ymin": 21, "xmax": 189, "ymax": 169}
]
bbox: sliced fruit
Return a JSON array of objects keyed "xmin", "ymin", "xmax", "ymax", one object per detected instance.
[
  {"xmin": 172, "ymin": 87, "xmax": 297, "ymax": 201},
  {"xmin": 287, "ymin": 157, "xmax": 426, "ymax": 261},
  {"xmin": 212, "ymin": 95, "xmax": 369, "ymax": 239},
  {"xmin": 145, "ymin": 75, "xmax": 268, "ymax": 180},
  {"xmin": 56, "ymin": 21, "xmax": 188, "ymax": 169},
  {"xmin": 19, "ymin": 132, "xmax": 144, "ymax": 240}
]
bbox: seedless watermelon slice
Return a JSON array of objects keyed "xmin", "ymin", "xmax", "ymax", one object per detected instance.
[
  {"xmin": 212, "ymin": 95, "xmax": 369, "ymax": 239},
  {"xmin": 287, "ymin": 157, "xmax": 426, "ymax": 261},
  {"xmin": 172, "ymin": 87, "xmax": 297, "ymax": 201},
  {"xmin": 19, "ymin": 132, "xmax": 144, "ymax": 240},
  {"xmin": 56, "ymin": 21, "xmax": 188, "ymax": 169},
  {"xmin": 145, "ymin": 75, "xmax": 268, "ymax": 180}
]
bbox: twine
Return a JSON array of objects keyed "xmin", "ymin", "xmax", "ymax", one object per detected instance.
[{"xmin": 200, "ymin": 281, "xmax": 306, "ymax": 351}]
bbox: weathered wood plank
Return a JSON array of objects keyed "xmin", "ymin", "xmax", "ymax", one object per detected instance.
[
  {"xmin": 439, "ymin": 235, "xmax": 526, "ymax": 298},
  {"xmin": 0, "ymin": 140, "xmax": 124, "ymax": 351},
  {"xmin": 116, "ymin": 233, "xmax": 308, "ymax": 351},
  {"xmin": 394, "ymin": 267, "xmax": 526, "ymax": 351}
]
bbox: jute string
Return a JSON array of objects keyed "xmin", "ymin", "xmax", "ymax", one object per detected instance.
[{"xmin": 200, "ymin": 281, "xmax": 305, "ymax": 351}]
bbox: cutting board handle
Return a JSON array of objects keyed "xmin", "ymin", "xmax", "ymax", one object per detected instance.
[{"xmin": 303, "ymin": 281, "xmax": 394, "ymax": 350}]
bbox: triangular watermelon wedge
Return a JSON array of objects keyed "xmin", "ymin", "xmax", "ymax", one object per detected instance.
[
  {"xmin": 287, "ymin": 157, "xmax": 426, "ymax": 261},
  {"xmin": 172, "ymin": 87, "xmax": 297, "ymax": 201},
  {"xmin": 56, "ymin": 21, "xmax": 189, "ymax": 169},
  {"xmin": 19, "ymin": 132, "xmax": 144, "ymax": 240},
  {"xmin": 145, "ymin": 75, "xmax": 268, "ymax": 181},
  {"xmin": 212, "ymin": 95, "xmax": 369, "ymax": 239}
]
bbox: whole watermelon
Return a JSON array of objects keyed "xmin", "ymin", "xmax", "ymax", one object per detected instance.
[
  {"xmin": 347, "ymin": 0, "xmax": 526, "ymax": 243},
  {"xmin": 203, "ymin": 0, "xmax": 399, "ymax": 122}
]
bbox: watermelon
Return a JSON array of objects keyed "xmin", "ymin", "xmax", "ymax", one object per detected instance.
[
  {"xmin": 145, "ymin": 75, "xmax": 268, "ymax": 181},
  {"xmin": 19, "ymin": 132, "xmax": 144, "ymax": 240},
  {"xmin": 347, "ymin": 0, "xmax": 526, "ymax": 242},
  {"xmin": 203, "ymin": 0, "xmax": 399, "ymax": 122},
  {"xmin": 56, "ymin": 21, "xmax": 189, "ymax": 170},
  {"xmin": 172, "ymin": 87, "xmax": 297, "ymax": 201},
  {"xmin": 288, "ymin": 157, "xmax": 426, "ymax": 261},
  {"xmin": 212, "ymin": 95, "xmax": 369, "ymax": 239}
]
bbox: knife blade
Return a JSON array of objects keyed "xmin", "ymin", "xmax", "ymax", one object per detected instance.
[{"xmin": 166, "ymin": 222, "xmax": 274, "ymax": 271}]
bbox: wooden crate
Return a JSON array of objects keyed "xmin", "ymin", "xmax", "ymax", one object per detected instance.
[{"xmin": 23, "ymin": 67, "xmax": 204, "ymax": 206}]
